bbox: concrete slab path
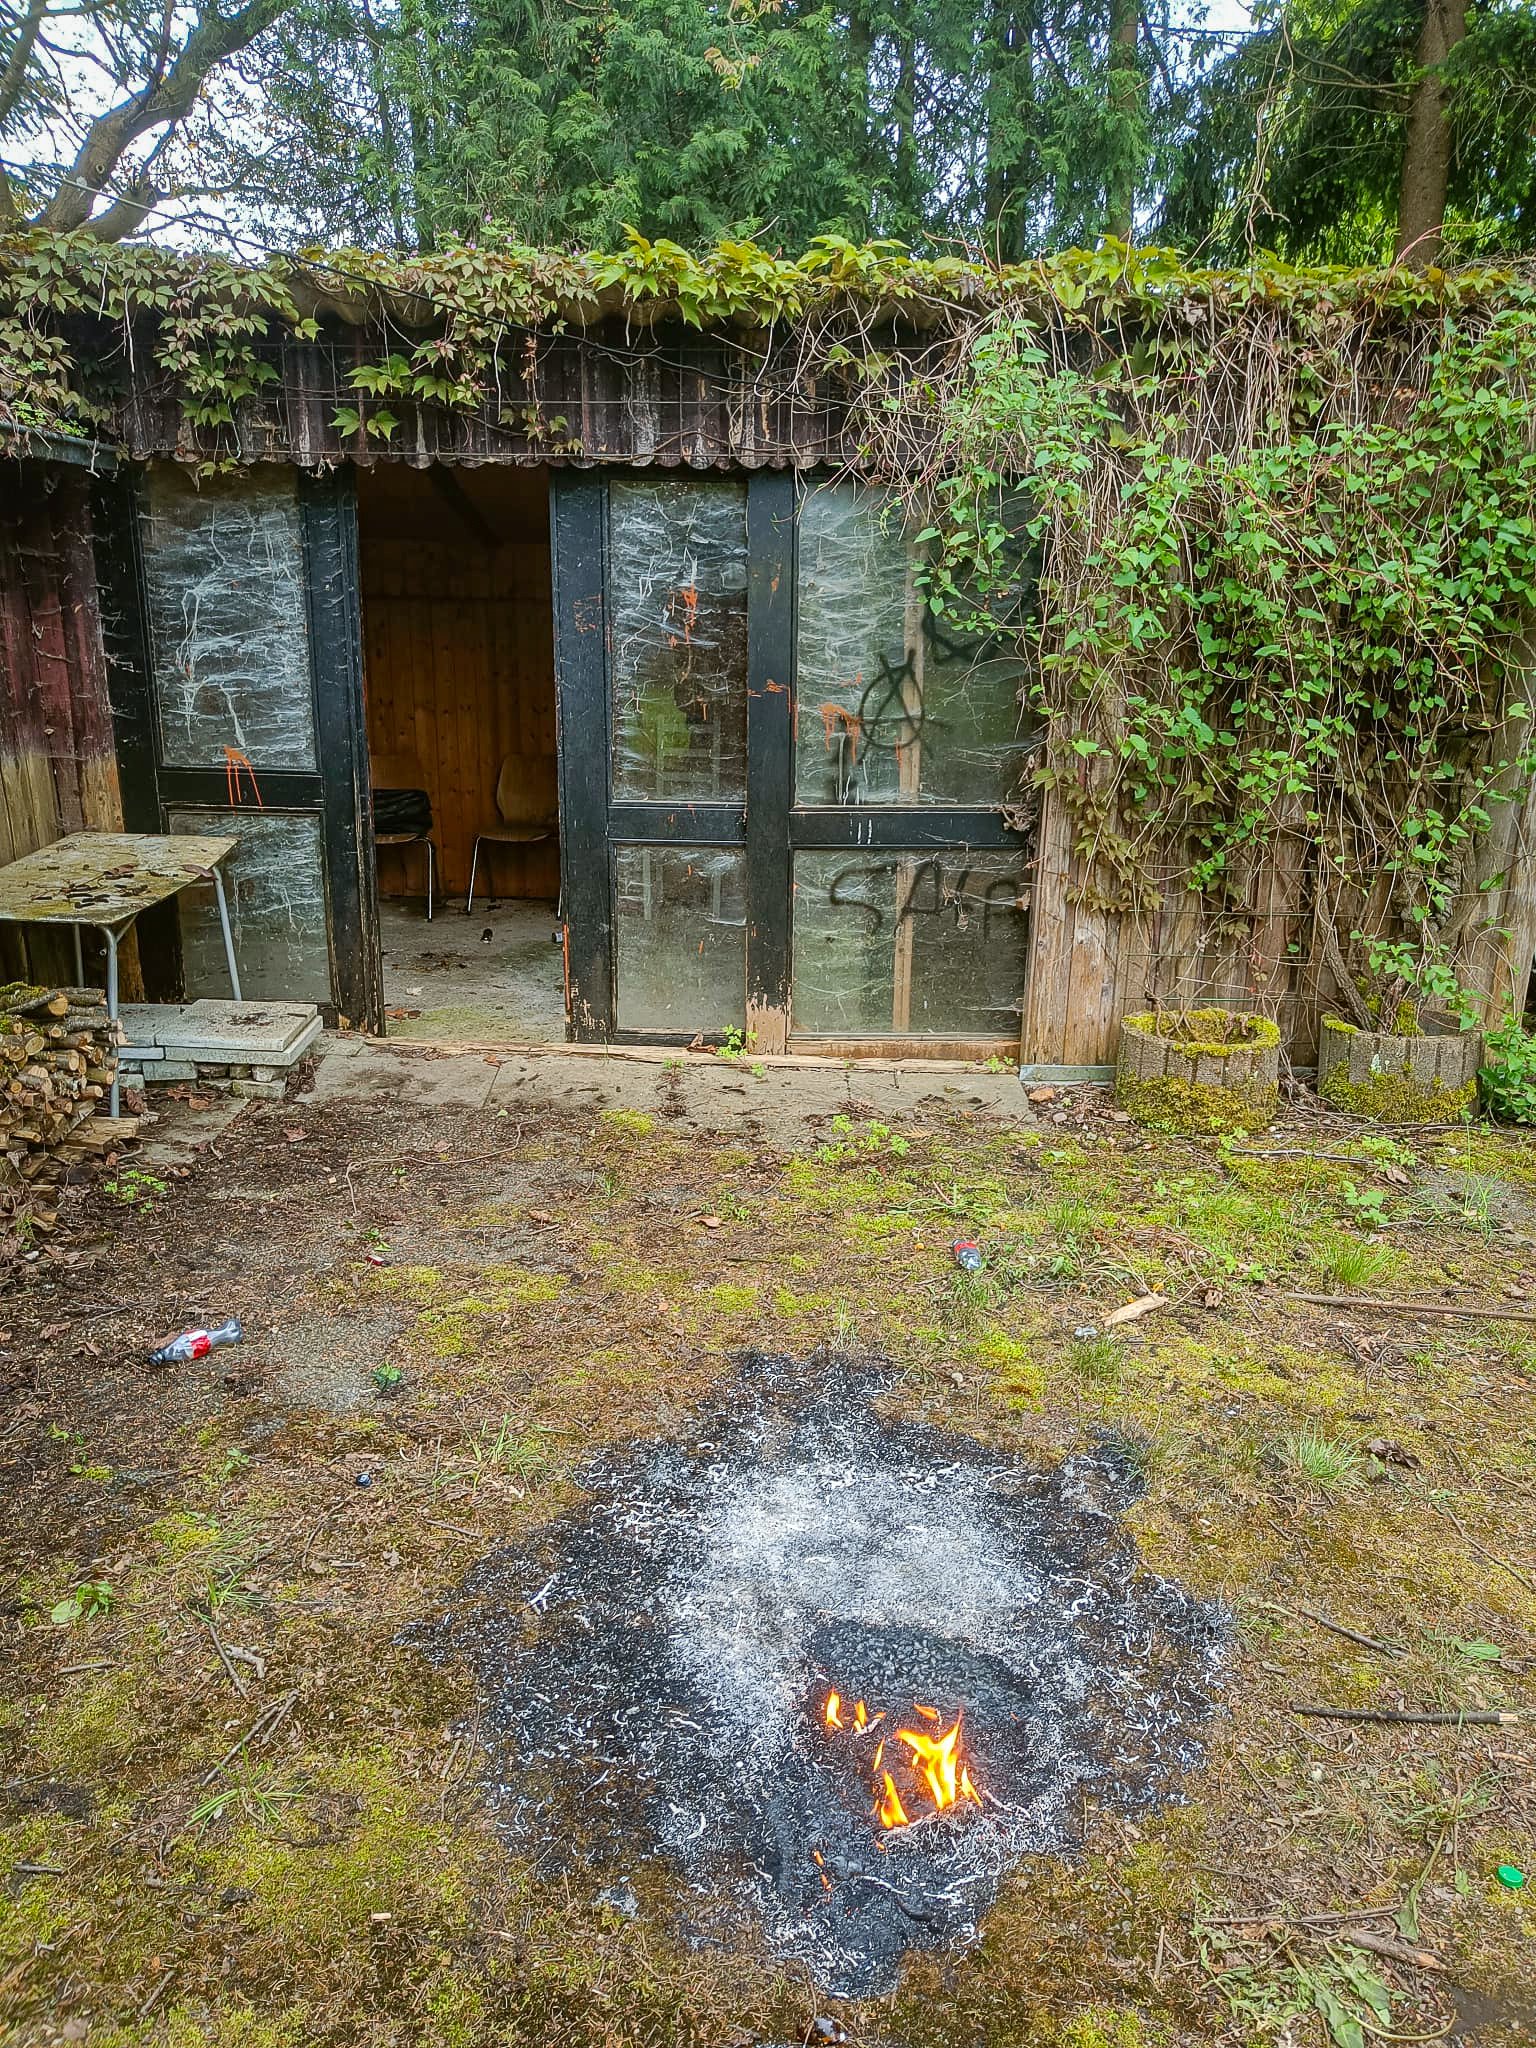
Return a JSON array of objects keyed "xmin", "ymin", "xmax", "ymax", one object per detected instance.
[{"xmin": 302, "ymin": 1033, "xmax": 1033, "ymax": 1133}]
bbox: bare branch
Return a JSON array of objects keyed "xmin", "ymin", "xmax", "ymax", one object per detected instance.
[{"xmin": 34, "ymin": 0, "xmax": 299, "ymax": 234}]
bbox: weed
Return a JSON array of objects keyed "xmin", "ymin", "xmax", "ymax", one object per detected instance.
[
  {"xmin": 1070, "ymin": 1334, "xmax": 1123, "ymax": 1385},
  {"xmin": 940, "ymin": 1267, "xmax": 992, "ymax": 1331},
  {"xmin": 1359, "ymin": 1134, "xmax": 1417, "ymax": 1169},
  {"xmin": 372, "ymin": 1363, "xmax": 405, "ymax": 1392},
  {"xmin": 460, "ymin": 1416, "xmax": 553, "ymax": 1488},
  {"xmin": 101, "ymin": 1167, "xmax": 168, "ymax": 1209},
  {"xmin": 189, "ymin": 1762, "xmax": 300, "ymax": 1833},
  {"xmin": 715, "ymin": 1026, "xmax": 757, "ymax": 1063},
  {"xmin": 1450, "ymin": 1172, "xmax": 1499, "ymax": 1238},
  {"xmin": 815, "ymin": 1115, "xmax": 911, "ymax": 1165},
  {"xmin": 1316, "ymin": 1235, "xmax": 1391, "ymax": 1288},
  {"xmin": 50, "ymin": 1580, "xmax": 114, "ymax": 1625},
  {"xmin": 1279, "ymin": 1429, "xmax": 1362, "ymax": 1492},
  {"xmin": 1339, "ymin": 1180, "xmax": 1390, "ymax": 1231}
]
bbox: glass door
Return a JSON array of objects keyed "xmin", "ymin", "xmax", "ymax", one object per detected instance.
[
  {"xmin": 96, "ymin": 462, "xmax": 380, "ymax": 1029},
  {"xmin": 551, "ymin": 470, "xmax": 1032, "ymax": 1052}
]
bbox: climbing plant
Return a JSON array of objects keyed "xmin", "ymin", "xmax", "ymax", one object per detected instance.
[{"xmin": 4, "ymin": 225, "xmax": 1536, "ymax": 1016}]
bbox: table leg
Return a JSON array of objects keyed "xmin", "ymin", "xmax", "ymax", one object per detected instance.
[
  {"xmin": 212, "ymin": 868, "xmax": 243, "ymax": 1001},
  {"xmin": 104, "ymin": 926, "xmax": 120, "ymax": 1116},
  {"xmin": 73, "ymin": 924, "xmax": 84, "ymax": 986}
]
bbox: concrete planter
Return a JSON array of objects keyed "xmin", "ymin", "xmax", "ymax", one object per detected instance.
[
  {"xmin": 1115, "ymin": 1009, "xmax": 1281, "ymax": 1134},
  {"xmin": 1316, "ymin": 1017, "xmax": 1481, "ymax": 1124}
]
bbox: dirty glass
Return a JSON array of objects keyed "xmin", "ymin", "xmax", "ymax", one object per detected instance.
[
  {"xmin": 791, "ymin": 849, "xmax": 1027, "ymax": 1036},
  {"xmin": 609, "ymin": 480, "xmax": 748, "ymax": 803},
  {"xmin": 166, "ymin": 808, "xmax": 332, "ymax": 1003},
  {"xmin": 141, "ymin": 465, "xmax": 318, "ymax": 772},
  {"xmin": 795, "ymin": 481, "xmax": 1030, "ymax": 807},
  {"xmin": 614, "ymin": 845, "xmax": 745, "ymax": 1033}
]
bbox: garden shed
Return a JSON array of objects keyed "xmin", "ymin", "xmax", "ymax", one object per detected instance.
[{"xmin": 3, "ymin": 238, "xmax": 1535, "ymax": 1065}]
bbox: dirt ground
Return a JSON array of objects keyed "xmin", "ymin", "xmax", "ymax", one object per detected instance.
[{"xmin": 2, "ymin": 1044, "xmax": 1534, "ymax": 2047}]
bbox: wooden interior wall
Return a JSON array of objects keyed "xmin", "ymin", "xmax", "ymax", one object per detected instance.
[
  {"xmin": 0, "ymin": 464, "xmax": 126, "ymax": 984},
  {"xmin": 360, "ymin": 470, "xmax": 558, "ymax": 902}
]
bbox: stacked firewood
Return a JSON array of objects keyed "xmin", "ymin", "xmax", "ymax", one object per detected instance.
[{"xmin": 0, "ymin": 983, "xmax": 132, "ymax": 1185}]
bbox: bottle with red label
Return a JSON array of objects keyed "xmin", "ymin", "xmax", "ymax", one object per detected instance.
[{"xmin": 148, "ymin": 1317, "xmax": 244, "ymax": 1366}]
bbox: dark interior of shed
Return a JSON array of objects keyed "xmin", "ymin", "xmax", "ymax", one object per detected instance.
[{"xmin": 357, "ymin": 464, "xmax": 567, "ymax": 1042}]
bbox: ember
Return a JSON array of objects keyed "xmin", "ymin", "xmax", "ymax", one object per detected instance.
[{"xmin": 410, "ymin": 1353, "xmax": 1227, "ymax": 1996}]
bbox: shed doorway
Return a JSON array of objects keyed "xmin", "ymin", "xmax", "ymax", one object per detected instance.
[{"xmin": 358, "ymin": 465, "xmax": 564, "ymax": 1042}]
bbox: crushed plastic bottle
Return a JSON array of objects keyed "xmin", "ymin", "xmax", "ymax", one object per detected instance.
[
  {"xmin": 952, "ymin": 1240, "xmax": 983, "ymax": 1272},
  {"xmin": 148, "ymin": 1317, "xmax": 243, "ymax": 1367}
]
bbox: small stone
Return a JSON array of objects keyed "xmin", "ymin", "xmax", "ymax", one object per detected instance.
[{"xmin": 1027, "ymin": 1086, "xmax": 1057, "ymax": 1104}]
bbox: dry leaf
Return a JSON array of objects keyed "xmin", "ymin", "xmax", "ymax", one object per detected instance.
[{"xmin": 528, "ymin": 1209, "xmax": 553, "ymax": 1224}]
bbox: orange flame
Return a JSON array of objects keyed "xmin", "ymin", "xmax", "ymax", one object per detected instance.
[
  {"xmin": 821, "ymin": 1692, "xmax": 983, "ymax": 1831},
  {"xmin": 893, "ymin": 1713, "xmax": 981, "ymax": 1815},
  {"xmin": 876, "ymin": 1771, "xmax": 909, "ymax": 1829}
]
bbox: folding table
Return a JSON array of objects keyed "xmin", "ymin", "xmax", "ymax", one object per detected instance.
[{"xmin": 0, "ymin": 832, "xmax": 242, "ymax": 1112}]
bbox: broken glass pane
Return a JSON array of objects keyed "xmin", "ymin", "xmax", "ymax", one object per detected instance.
[
  {"xmin": 141, "ymin": 466, "xmax": 318, "ymax": 772},
  {"xmin": 791, "ymin": 849, "xmax": 1027, "ymax": 1036},
  {"xmin": 614, "ymin": 845, "xmax": 745, "ymax": 1033},
  {"xmin": 609, "ymin": 480, "xmax": 748, "ymax": 803},
  {"xmin": 795, "ymin": 481, "xmax": 1031, "ymax": 806},
  {"xmin": 166, "ymin": 808, "xmax": 332, "ymax": 1004}
]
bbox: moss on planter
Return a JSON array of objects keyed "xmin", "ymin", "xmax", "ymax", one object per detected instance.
[
  {"xmin": 1121, "ymin": 1010, "xmax": 1281, "ymax": 1056},
  {"xmin": 1316, "ymin": 1063, "xmax": 1477, "ymax": 1123},
  {"xmin": 1316, "ymin": 1015, "xmax": 1480, "ymax": 1125},
  {"xmin": 1116, "ymin": 1010, "xmax": 1281, "ymax": 1134},
  {"xmin": 1115, "ymin": 1071, "xmax": 1281, "ymax": 1136}
]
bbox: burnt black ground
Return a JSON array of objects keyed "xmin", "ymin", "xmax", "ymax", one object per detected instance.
[{"xmin": 410, "ymin": 1352, "xmax": 1228, "ymax": 1996}]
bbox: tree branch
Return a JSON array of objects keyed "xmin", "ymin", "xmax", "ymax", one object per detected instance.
[{"xmin": 34, "ymin": 0, "xmax": 298, "ymax": 233}]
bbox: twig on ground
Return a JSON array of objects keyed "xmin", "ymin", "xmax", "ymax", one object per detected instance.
[
  {"xmin": 1258, "ymin": 1599, "xmax": 1405, "ymax": 1658},
  {"xmin": 197, "ymin": 1690, "xmax": 299, "ymax": 1786},
  {"xmin": 1285, "ymin": 1291, "xmax": 1536, "ymax": 1325},
  {"xmin": 1292, "ymin": 1704, "xmax": 1522, "ymax": 1727},
  {"xmin": 201, "ymin": 1615, "xmax": 247, "ymax": 1694}
]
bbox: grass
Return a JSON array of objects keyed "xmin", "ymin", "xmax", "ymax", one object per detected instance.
[
  {"xmin": 2, "ymin": 1083, "xmax": 1534, "ymax": 2046},
  {"xmin": 1278, "ymin": 1427, "xmax": 1363, "ymax": 1492}
]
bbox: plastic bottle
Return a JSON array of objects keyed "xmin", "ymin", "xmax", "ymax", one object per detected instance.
[{"xmin": 148, "ymin": 1317, "xmax": 243, "ymax": 1367}]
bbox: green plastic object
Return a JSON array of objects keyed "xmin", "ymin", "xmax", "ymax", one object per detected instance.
[{"xmin": 1496, "ymin": 1865, "xmax": 1526, "ymax": 1889}]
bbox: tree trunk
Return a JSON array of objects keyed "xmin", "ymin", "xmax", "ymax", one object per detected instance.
[
  {"xmin": 1105, "ymin": 0, "xmax": 1140, "ymax": 242},
  {"xmin": 984, "ymin": 0, "xmax": 1034, "ymax": 261},
  {"xmin": 1395, "ymin": 0, "xmax": 1468, "ymax": 265}
]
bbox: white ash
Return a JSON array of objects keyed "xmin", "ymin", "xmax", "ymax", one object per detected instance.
[{"xmin": 408, "ymin": 1353, "xmax": 1227, "ymax": 1997}]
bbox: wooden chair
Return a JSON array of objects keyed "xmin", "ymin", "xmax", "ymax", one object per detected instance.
[
  {"xmin": 371, "ymin": 751, "xmax": 439, "ymax": 920},
  {"xmin": 465, "ymin": 752, "xmax": 556, "ymax": 913}
]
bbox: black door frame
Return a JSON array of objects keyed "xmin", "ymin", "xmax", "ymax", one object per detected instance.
[
  {"xmin": 94, "ymin": 463, "xmax": 382, "ymax": 1031},
  {"xmin": 552, "ymin": 466, "xmax": 1027, "ymax": 1048}
]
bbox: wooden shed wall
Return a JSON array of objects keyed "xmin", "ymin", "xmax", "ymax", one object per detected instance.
[
  {"xmin": 0, "ymin": 466, "xmax": 124, "ymax": 979},
  {"xmin": 360, "ymin": 470, "xmax": 559, "ymax": 901}
]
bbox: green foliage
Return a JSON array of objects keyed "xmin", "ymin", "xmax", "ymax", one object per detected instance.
[
  {"xmin": 1480, "ymin": 1014, "xmax": 1536, "ymax": 1122},
  {"xmin": 920, "ymin": 294, "xmax": 1536, "ymax": 979},
  {"xmin": 50, "ymin": 1580, "xmax": 115, "ymax": 1625}
]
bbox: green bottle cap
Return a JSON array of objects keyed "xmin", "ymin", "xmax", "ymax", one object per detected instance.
[{"xmin": 1496, "ymin": 1865, "xmax": 1526, "ymax": 1889}]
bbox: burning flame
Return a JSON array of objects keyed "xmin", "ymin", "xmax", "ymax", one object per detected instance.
[{"xmin": 820, "ymin": 1692, "xmax": 983, "ymax": 1831}]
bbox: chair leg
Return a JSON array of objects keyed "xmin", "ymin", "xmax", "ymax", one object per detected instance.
[
  {"xmin": 465, "ymin": 838, "xmax": 481, "ymax": 916},
  {"xmin": 425, "ymin": 839, "xmax": 435, "ymax": 921}
]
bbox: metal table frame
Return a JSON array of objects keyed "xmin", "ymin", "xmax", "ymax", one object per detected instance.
[{"xmin": 0, "ymin": 833, "xmax": 243, "ymax": 1114}]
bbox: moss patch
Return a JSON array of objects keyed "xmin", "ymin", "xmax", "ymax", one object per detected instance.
[
  {"xmin": 1318, "ymin": 1062, "xmax": 1478, "ymax": 1124},
  {"xmin": 1116, "ymin": 1070, "xmax": 1280, "ymax": 1135}
]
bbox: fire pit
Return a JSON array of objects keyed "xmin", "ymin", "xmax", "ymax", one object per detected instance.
[{"xmin": 409, "ymin": 1354, "xmax": 1226, "ymax": 1995}]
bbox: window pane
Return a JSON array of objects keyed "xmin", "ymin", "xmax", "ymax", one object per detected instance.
[
  {"xmin": 791, "ymin": 849, "xmax": 1027, "ymax": 1036},
  {"xmin": 795, "ymin": 480, "xmax": 1031, "ymax": 806},
  {"xmin": 615, "ymin": 845, "xmax": 745, "ymax": 1033},
  {"xmin": 142, "ymin": 466, "xmax": 318, "ymax": 772},
  {"xmin": 167, "ymin": 808, "xmax": 332, "ymax": 1004},
  {"xmin": 610, "ymin": 480, "xmax": 748, "ymax": 802}
]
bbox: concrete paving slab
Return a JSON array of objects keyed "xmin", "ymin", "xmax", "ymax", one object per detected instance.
[
  {"xmin": 305, "ymin": 1035, "xmax": 1030, "ymax": 1135},
  {"xmin": 304, "ymin": 1040, "xmax": 499, "ymax": 1111},
  {"xmin": 119, "ymin": 1001, "xmax": 322, "ymax": 1061}
]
